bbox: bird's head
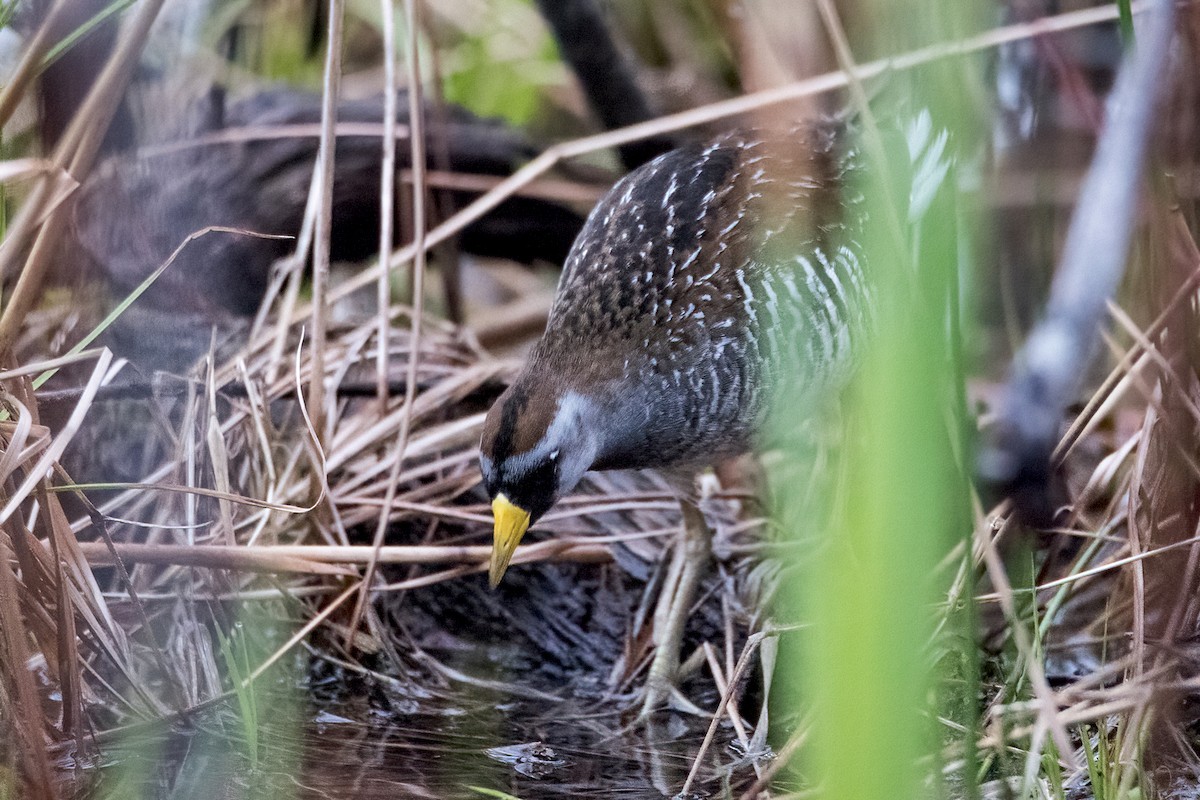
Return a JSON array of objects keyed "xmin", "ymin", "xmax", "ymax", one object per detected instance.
[{"xmin": 479, "ymin": 387, "xmax": 601, "ymax": 587}]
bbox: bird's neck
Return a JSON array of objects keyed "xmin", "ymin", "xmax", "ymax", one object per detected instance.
[{"xmin": 561, "ymin": 378, "xmax": 688, "ymax": 472}]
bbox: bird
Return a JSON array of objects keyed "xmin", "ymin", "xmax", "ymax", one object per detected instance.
[{"xmin": 478, "ymin": 113, "xmax": 949, "ymax": 714}]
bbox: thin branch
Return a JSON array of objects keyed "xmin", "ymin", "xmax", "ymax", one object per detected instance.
[
  {"xmin": 681, "ymin": 630, "xmax": 772, "ymax": 797},
  {"xmin": 978, "ymin": 0, "xmax": 1176, "ymax": 521},
  {"xmin": 376, "ymin": 0, "xmax": 399, "ymax": 405},
  {"xmin": 0, "ymin": 0, "xmax": 73, "ymax": 129},
  {"xmin": 306, "ymin": 0, "xmax": 346, "ymax": 448},
  {"xmin": 347, "ymin": 0, "xmax": 430, "ymax": 639},
  {"xmin": 66, "ymin": 539, "xmax": 611, "ymax": 571}
]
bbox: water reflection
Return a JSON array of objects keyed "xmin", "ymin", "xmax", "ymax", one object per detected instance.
[{"xmin": 76, "ymin": 692, "xmax": 748, "ymax": 799}]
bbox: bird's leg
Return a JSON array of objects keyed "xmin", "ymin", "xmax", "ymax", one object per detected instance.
[{"xmin": 640, "ymin": 497, "xmax": 713, "ymax": 718}]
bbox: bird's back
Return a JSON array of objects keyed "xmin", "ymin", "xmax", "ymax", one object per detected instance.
[{"xmin": 530, "ymin": 122, "xmax": 870, "ymax": 468}]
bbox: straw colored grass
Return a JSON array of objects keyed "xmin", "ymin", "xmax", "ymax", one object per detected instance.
[{"xmin": 0, "ymin": 2, "xmax": 1197, "ymax": 798}]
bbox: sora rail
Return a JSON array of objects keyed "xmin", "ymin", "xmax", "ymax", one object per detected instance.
[{"xmin": 479, "ymin": 116, "xmax": 947, "ymax": 713}]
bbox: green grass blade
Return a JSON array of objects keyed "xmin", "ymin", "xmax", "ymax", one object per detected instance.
[
  {"xmin": 1117, "ymin": 0, "xmax": 1135, "ymax": 48},
  {"xmin": 39, "ymin": 0, "xmax": 138, "ymax": 72},
  {"xmin": 466, "ymin": 786, "xmax": 526, "ymax": 800}
]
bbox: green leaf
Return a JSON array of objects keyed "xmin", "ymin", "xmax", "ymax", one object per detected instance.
[{"xmin": 465, "ymin": 786, "xmax": 525, "ymax": 800}]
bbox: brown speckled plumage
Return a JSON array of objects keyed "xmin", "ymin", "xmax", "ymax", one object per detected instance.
[
  {"xmin": 479, "ymin": 111, "xmax": 951, "ymax": 707},
  {"xmin": 479, "ymin": 121, "xmax": 879, "ymax": 523}
]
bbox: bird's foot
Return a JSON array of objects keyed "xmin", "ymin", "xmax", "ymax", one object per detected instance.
[
  {"xmin": 639, "ymin": 653, "xmax": 708, "ymax": 721},
  {"xmin": 637, "ymin": 500, "xmax": 713, "ymax": 721}
]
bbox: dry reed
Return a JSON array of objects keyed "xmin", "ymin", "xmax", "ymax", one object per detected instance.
[{"xmin": 0, "ymin": 2, "xmax": 1197, "ymax": 798}]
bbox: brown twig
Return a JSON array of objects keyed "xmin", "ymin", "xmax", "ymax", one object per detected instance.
[
  {"xmin": 0, "ymin": 0, "xmax": 72, "ymax": 128},
  {"xmin": 68, "ymin": 539, "xmax": 610, "ymax": 574},
  {"xmin": 681, "ymin": 630, "xmax": 772, "ymax": 797},
  {"xmin": 305, "ymin": 0, "xmax": 345, "ymax": 449},
  {"xmin": 376, "ymin": 0, "xmax": 399, "ymax": 407},
  {"xmin": 0, "ymin": 539, "xmax": 55, "ymax": 799},
  {"xmin": 347, "ymin": 0, "xmax": 430, "ymax": 640}
]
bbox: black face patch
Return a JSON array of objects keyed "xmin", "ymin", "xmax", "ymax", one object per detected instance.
[{"xmin": 500, "ymin": 457, "xmax": 559, "ymax": 524}]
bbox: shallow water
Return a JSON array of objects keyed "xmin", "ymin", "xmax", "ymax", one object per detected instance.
[
  {"xmin": 66, "ymin": 555, "xmax": 762, "ymax": 798},
  {"xmin": 71, "ymin": 691, "xmax": 757, "ymax": 799}
]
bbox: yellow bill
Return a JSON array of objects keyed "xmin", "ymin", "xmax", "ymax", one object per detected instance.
[{"xmin": 489, "ymin": 493, "xmax": 531, "ymax": 587}]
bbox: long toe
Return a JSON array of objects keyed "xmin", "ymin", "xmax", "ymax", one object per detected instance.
[{"xmin": 639, "ymin": 500, "xmax": 714, "ymax": 719}]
